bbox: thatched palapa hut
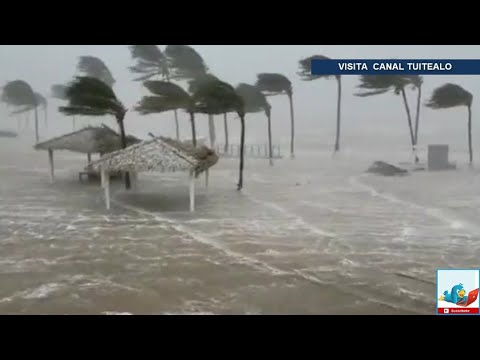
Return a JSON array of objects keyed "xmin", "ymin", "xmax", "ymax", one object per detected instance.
[
  {"xmin": 88, "ymin": 136, "xmax": 219, "ymax": 212},
  {"xmin": 34, "ymin": 125, "xmax": 141, "ymax": 183}
]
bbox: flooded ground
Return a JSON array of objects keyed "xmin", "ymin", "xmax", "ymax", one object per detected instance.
[{"xmin": 1, "ymin": 133, "xmax": 479, "ymax": 315}]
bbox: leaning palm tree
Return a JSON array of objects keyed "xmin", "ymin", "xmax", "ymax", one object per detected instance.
[
  {"xmin": 128, "ymin": 45, "xmax": 180, "ymax": 140},
  {"xmin": 77, "ymin": 56, "xmax": 116, "ymax": 88},
  {"xmin": 355, "ymin": 75, "xmax": 418, "ymax": 161},
  {"xmin": 404, "ymin": 75, "xmax": 424, "ymax": 147},
  {"xmin": 256, "ymin": 73, "xmax": 295, "ymax": 158},
  {"xmin": 425, "ymin": 83, "xmax": 474, "ymax": 165},
  {"xmin": 165, "ymin": 45, "xmax": 217, "ymax": 147},
  {"xmin": 59, "ymin": 76, "xmax": 131, "ymax": 189},
  {"xmin": 192, "ymin": 80, "xmax": 246, "ymax": 190},
  {"xmin": 236, "ymin": 83, "xmax": 274, "ymax": 166},
  {"xmin": 188, "ymin": 73, "xmax": 222, "ymax": 149},
  {"xmin": 51, "ymin": 84, "xmax": 76, "ymax": 130},
  {"xmin": 1, "ymin": 80, "xmax": 40, "ymax": 142},
  {"xmin": 135, "ymin": 81, "xmax": 198, "ymax": 146},
  {"xmin": 34, "ymin": 92, "xmax": 48, "ymax": 128},
  {"xmin": 298, "ymin": 55, "xmax": 343, "ymax": 153}
]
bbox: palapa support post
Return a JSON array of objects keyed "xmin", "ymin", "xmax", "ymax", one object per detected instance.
[
  {"xmin": 102, "ymin": 167, "xmax": 111, "ymax": 210},
  {"xmin": 100, "ymin": 166, "xmax": 106, "ymax": 188},
  {"xmin": 189, "ymin": 170, "xmax": 195, "ymax": 213},
  {"xmin": 205, "ymin": 169, "xmax": 209, "ymax": 189},
  {"xmin": 48, "ymin": 148, "xmax": 55, "ymax": 184},
  {"xmin": 87, "ymin": 153, "xmax": 92, "ymax": 163},
  {"xmin": 131, "ymin": 171, "xmax": 138, "ymax": 190}
]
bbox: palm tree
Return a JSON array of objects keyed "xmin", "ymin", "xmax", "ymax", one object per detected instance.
[
  {"xmin": 34, "ymin": 92, "xmax": 48, "ymax": 129},
  {"xmin": 298, "ymin": 55, "xmax": 343, "ymax": 153},
  {"xmin": 77, "ymin": 56, "xmax": 115, "ymax": 87},
  {"xmin": 52, "ymin": 84, "xmax": 76, "ymax": 130},
  {"xmin": 355, "ymin": 75, "xmax": 418, "ymax": 161},
  {"xmin": 236, "ymin": 83, "xmax": 274, "ymax": 166},
  {"xmin": 256, "ymin": 73, "xmax": 295, "ymax": 158},
  {"xmin": 135, "ymin": 81, "xmax": 198, "ymax": 146},
  {"xmin": 165, "ymin": 45, "xmax": 217, "ymax": 147},
  {"xmin": 1, "ymin": 80, "xmax": 40, "ymax": 142},
  {"xmin": 128, "ymin": 45, "xmax": 180, "ymax": 140},
  {"xmin": 192, "ymin": 80, "xmax": 246, "ymax": 190},
  {"xmin": 59, "ymin": 76, "xmax": 131, "ymax": 189},
  {"xmin": 188, "ymin": 74, "xmax": 222, "ymax": 149},
  {"xmin": 425, "ymin": 83, "xmax": 474, "ymax": 165}
]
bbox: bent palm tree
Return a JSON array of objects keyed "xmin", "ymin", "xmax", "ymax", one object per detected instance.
[
  {"xmin": 299, "ymin": 55, "xmax": 343, "ymax": 153},
  {"xmin": 256, "ymin": 73, "xmax": 295, "ymax": 158},
  {"xmin": 77, "ymin": 56, "xmax": 116, "ymax": 88},
  {"xmin": 355, "ymin": 75, "xmax": 418, "ymax": 161},
  {"xmin": 192, "ymin": 80, "xmax": 246, "ymax": 190},
  {"xmin": 426, "ymin": 83, "xmax": 474, "ymax": 165},
  {"xmin": 135, "ymin": 81, "xmax": 198, "ymax": 146},
  {"xmin": 188, "ymin": 74, "xmax": 221, "ymax": 149},
  {"xmin": 52, "ymin": 84, "xmax": 76, "ymax": 130},
  {"xmin": 35, "ymin": 92, "xmax": 48, "ymax": 128},
  {"xmin": 59, "ymin": 76, "xmax": 131, "ymax": 189},
  {"xmin": 166, "ymin": 45, "xmax": 217, "ymax": 146},
  {"xmin": 1, "ymin": 80, "xmax": 40, "ymax": 142},
  {"xmin": 128, "ymin": 45, "xmax": 181, "ymax": 139},
  {"xmin": 236, "ymin": 83, "xmax": 274, "ymax": 166}
]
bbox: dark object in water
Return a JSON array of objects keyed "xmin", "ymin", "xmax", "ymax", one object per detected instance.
[
  {"xmin": 367, "ymin": 161, "xmax": 408, "ymax": 176},
  {"xmin": 0, "ymin": 130, "xmax": 18, "ymax": 138}
]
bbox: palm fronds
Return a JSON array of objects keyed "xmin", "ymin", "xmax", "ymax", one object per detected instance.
[
  {"xmin": 298, "ymin": 54, "xmax": 334, "ymax": 81},
  {"xmin": 236, "ymin": 83, "xmax": 269, "ymax": 114},
  {"xmin": 425, "ymin": 83, "xmax": 473, "ymax": 109},
  {"xmin": 77, "ymin": 56, "xmax": 115, "ymax": 87},
  {"xmin": 136, "ymin": 81, "xmax": 192, "ymax": 115},
  {"xmin": 165, "ymin": 45, "xmax": 208, "ymax": 81},
  {"xmin": 128, "ymin": 45, "xmax": 167, "ymax": 81},
  {"xmin": 256, "ymin": 73, "xmax": 292, "ymax": 96}
]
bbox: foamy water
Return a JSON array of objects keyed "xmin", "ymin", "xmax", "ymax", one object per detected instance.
[{"xmin": 1, "ymin": 133, "xmax": 479, "ymax": 315}]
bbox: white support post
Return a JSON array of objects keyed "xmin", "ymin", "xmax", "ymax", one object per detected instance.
[
  {"xmin": 100, "ymin": 166, "xmax": 106, "ymax": 188},
  {"xmin": 48, "ymin": 149, "xmax": 55, "ymax": 184},
  {"xmin": 105, "ymin": 170, "xmax": 111, "ymax": 211},
  {"xmin": 189, "ymin": 171, "xmax": 195, "ymax": 212},
  {"xmin": 205, "ymin": 169, "xmax": 209, "ymax": 189}
]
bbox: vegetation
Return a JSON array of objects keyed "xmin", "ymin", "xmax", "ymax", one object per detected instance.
[
  {"xmin": 192, "ymin": 79, "xmax": 246, "ymax": 190},
  {"xmin": 136, "ymin": 81, "xmax": 198, "ymax": 146},
  {"xmin": 58, "ymin": 76, "xmax": 131, "ymax": 189},
  {"xmin": 256, "ymin": 73, "xmax": 295, "ymax": 158},
  {"xmin": 299, "ymin": 55, "xmax": 343, "ymax": 153},
  {"xmin": 236, "ymin": 83, "xmax": 274, "ymax": 165},
  {"xmin": 426, "ymin": 83, "xmax": 474, "ymax": 165},
  {"xmin": 1, "ymin": 80, "xmax": 40, "ymax": 142}
]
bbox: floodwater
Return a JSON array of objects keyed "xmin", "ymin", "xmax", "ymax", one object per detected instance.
[{"xmin": 1, "ymin": 131, "xmax": 479, "ymax": 315}]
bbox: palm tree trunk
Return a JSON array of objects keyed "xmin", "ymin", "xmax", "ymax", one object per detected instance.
[
  {"xmin": 224, "ymin": 113, "xmax": 229, "ymax": 154},
  {"xmin": 174, "ymin": 109, "xmax": 180, "ymax": 140},
  {"xmin": 288, "ymin": 93, "xmax": 295, "ymax": 158},
  {"xmin": 413, "ymin": 85, "xmax": 422, "ymax": 164},
  {"xmin": 267, "ymin": 113, "xmax": 273, "ymax": 166},
  {"xmin": 73, "ymin": 116, "xmax": 76, "ymax": 131},
  {"xmin": 468, "ymin": 105, "xmax": 473, "ymax": 165},
  {"xmin": 400, "ymin": 88, "xmax": 416, "ymax": 154},
  {"xmin": 34, "ymin": 106, "xmax": 39, "ymax": 143},
  {"xmin": 208, "ymin": 114, "xmax": 216, "ymax": 149},
  {"xmin": 237, "ymin": 115, "xmax": 246, "ymax": 191},
  {"xmin": 190, "ymin": 112, "xmax": 197, "ymax": 147},
  {"xmin": 117, "ymin": 116, "xmax": 131, "ymax": 190},
  {"xmin": 334, "ymin": 76, "xmax": 342, "ymax": 153}
]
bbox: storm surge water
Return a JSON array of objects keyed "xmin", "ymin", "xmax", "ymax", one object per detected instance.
[{"xmin": 1, "ymin": 132, "xmax": 479, "ymax": 315}]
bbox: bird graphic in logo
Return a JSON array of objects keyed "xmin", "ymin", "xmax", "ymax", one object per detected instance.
[{"xmin": 439, "ymin": 283, "xmax": 479, "ymax": 306}]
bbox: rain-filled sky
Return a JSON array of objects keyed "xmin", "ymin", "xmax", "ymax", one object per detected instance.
[{"xmin": 1, "ymin": 45, "xmax": 479, "ymax": 145}]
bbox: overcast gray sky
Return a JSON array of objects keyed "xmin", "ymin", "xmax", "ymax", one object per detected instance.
[{"xmin": 1, "ymin": 45, "xmax": 479, "ymax": 148}]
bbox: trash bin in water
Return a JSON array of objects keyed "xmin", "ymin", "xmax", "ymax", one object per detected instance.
[{"xmin": 428, "ymin": 145, "xmax": 456, "ymax": 170}]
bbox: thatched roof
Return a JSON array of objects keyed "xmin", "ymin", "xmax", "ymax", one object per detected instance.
[
  {"xmin": 88, "ymin": 136, "xmax": 219, "ymax": 176},
  {"xmin": 34, "ymin": 125, "xmax": 141, "ymax": 154}
]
